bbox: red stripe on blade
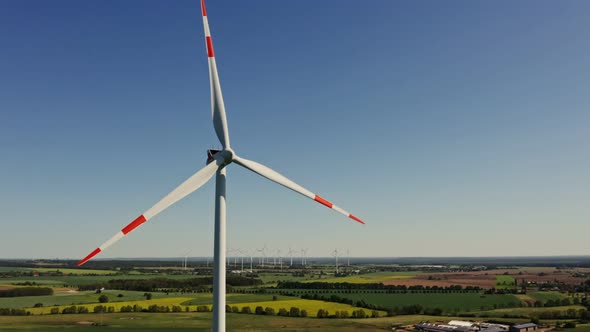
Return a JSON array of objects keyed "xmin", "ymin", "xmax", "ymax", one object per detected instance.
[
  {"xmin": 122, "ymin": 215, "xmax": 147, "ymax": 235},
  {"xmin": 206, "ymin": 36, "xmax": 214, "ymax": 57},
  {"xmin": 314, "ymin": 195, "xmax": 333, "ymax": 208},
  {"xmin": 201, "ymin": 0, "xmax": 207, "ymax": 16},
  {"xmin": 76, "ymin": 248, "xmax": 101, "ymax": 266},
  {"xmin": 349, "ymin": 214, "xmax": 365, "ymax": 225}
]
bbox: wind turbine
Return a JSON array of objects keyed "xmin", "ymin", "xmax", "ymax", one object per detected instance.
[
  {"xmin": 332, "ymin": 249, "xmax": 340, "ymax": 275},
  {"xmin": 75, "ymin": 1, "xmax": 365, "ymax": 331},
  {"xmin": 288, "ymin": 247, "xmax": 294, "ymax": 267}
]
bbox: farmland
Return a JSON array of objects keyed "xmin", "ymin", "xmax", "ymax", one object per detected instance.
[
  {"xmin": 318, "ymin": 292, "xmax": 522, "ymax": 312},
  {"xmin": 304, "ymin": 271, "xmax": 419, "ymax": 284},
  {"xmin": 0, "ymin": 312, "xmax": 441, "ymax": 332},
  {"xmin": 1, "ymin": 259, "xmax": 589, "ymax": 331}
]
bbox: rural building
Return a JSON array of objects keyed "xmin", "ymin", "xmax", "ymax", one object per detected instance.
[
  {"xmin": 480, "ymin": 323, "xmax": 509, "ymax": 331},
  {"xmin": 416, "ymin": 323, "xmax": 472, "ymax": 332},
  {"xmin": 448, "ymin": 321, "xmax": 477, "ymax": 329},
  {"xmin": 510, "ymin": 323, "xmax": 538, "ymax": 332}
]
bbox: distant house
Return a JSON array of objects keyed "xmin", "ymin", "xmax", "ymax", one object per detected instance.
[{"xmin": 510, "ymin": 323, "xmax": 537, "ymax": 332}]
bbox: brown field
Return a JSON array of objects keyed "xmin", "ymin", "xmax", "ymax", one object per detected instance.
[{"xmin": 383, "ymin": 268, "xmax": 589, "ymax": 288}]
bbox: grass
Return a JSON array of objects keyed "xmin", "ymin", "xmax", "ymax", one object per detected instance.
[
  {"xmin": 321, "ymin": 291, "xmax": 521, "ymax": 312},
  {"xmin": 0, "ymin": 290, "xmax": 181, "ymax": 309},
  {"xmin": 0, "ymin": 312, "xmax": 560, "ymax": 332},
  {"xmin": 257, "ymin": 272, "xmax": 314, "ymax": 285},
  {"xmin": 0, "ymin": 312, "xmax": 410, "ymax": 332},
  {"xmin": 28, "ymin": 268, "xmax": 117, "ymax": 275},
  {"xmin": 0, "ymin": 291, "xmax": 299, "ymax": 310},
  {"xmin": 528, "ymin": 291, "xmax": 568, "ymax": 302},
  {"xmin": 475, "ymin": 305, "xmax": 586, "ymax": 317},
  {"xmin": 0, "ymin": 274, "xmax": 201, "ymax": 286},
  {"xmin": 303, "ymin": 271, "xmax": 420, "ymax": 284},
  {"xmin": 180, "ymin": 293, "xmax": 296, "ymax": 305},
  {"xmin": 496, "ymin": 275, "xmax": 517, "ymax": 289}
]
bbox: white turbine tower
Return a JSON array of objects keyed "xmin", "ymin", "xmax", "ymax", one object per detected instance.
[
  {"xmin": 75, "ymin": 1, "xmax": 366, "ymax": 331},
  {"xmin": 333, "ymin": 249, "xmax": 340, "ymax": 275},
  {"xmin": 288, "ymin": 247, "xmax": 294, "ymax": 267}
]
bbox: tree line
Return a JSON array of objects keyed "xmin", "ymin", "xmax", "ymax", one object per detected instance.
[
  {"xmin": 0, "ymin": 287, "xmax": 53, "ymax": 297},
  {"xmin": 276, "ymin": 281, "xmax": 480, "ymax": 292},
  {"xmin": 78, "ymin": 276, "xmax": 261, "ymax": 292}
]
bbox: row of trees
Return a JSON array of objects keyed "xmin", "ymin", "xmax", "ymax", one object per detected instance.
[
  {"xmin": 0, "ymin": 287, "xmax": 53, "ymax": 297},
  {"xmin": 0, "ymin": 308, "xmax": 31, "ymax": 316},
  {"xmin": 78, "ymin": 276, "xmax": 262, "ymax": 292},
  {"xmin": 277, "ymin": 281, "xmax": 480, "ymax": 291}
]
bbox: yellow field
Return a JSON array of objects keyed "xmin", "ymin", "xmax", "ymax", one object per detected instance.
[
  {"xmin": 230, "ymin": 299, "xmax": 386, "ymax": 317},
  {"xmin": 26, "ymin": 297, "xmax": 384, "ymax": 317},
  {"xmin": 26, "ymin": 297, "xmax": 198, "ymax": 315}
]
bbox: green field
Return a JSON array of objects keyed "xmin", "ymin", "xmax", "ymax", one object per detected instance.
[
  {"xmin": 476, "ymin": 305, "xmax": 586, "ymax": 318},
  {"xmin": 528, "ymin": 291, "xmax": 568, "ymax": 302},
  {"xmin": 0, "ymin": 312, "xmax": 421, "ymax": 332},
  {"xmin": 496, "ymin": 275, "xmax": 516, "ymax": 289},
  {"xmin": 0, "ymin": 274, "xmax": 200, "ymax": 286},
  {"xmin": 0, "ymin": 290, "xmax": 182, "ymax": 309},
  {"xmin": 0, "ymin": 312, "xmax": 556, "ymax": 332},
  {"xmin": 307, "ymin": 271, "xmax": 419, "ymax": 284},
  {"xmin": 180, "ymin": 294, "xmax": 296, "ymax": 305},
  {"xmin": 323, "ymin": 292, "xmax": 521, "ymax": 312},
  {"xmin": 0, "ymin": 266, "xmax": 117, "ymax": 275}
]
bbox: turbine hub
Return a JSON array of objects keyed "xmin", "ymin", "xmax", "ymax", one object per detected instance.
[{"xmin": 206, "ymin": 148, "xmax": 234, "ymax": 165}]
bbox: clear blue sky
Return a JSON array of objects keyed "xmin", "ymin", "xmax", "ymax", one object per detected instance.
[{"xmin": 1, "ymin": 1, "xmax": 589, "ymax": 259}]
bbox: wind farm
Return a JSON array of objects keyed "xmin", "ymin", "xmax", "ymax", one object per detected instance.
[{"xmin": 2, "ymin": 0, "xmax": 590, "ymax": 331}]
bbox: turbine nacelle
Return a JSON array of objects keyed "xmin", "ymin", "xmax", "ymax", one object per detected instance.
[{"xmin": 207, "ymin": 148, "xmax": 234, "ymax": 166}]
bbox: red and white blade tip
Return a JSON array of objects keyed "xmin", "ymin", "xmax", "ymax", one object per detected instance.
[
  {"xmin": 76, "ymin": 215, "xmax": 147, "ymax": 266},
  {"xmin": 201, "ymin": 0, "xmax": 207, "ymax": 17},
  {"xmin": 313, "ymin": 195, "xmax": 365, "ymax": 225}
]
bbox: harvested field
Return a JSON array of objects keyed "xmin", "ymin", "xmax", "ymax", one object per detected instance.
[{"xmin": 383, "ymin": 268, "xmax": 589, "ymax": 288}]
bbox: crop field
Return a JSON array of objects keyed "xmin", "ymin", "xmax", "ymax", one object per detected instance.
[
  {"xmin": 180, "ymin": 293, "xmax": 296, "ymax": 305},
  {"xmin": 21, "ymin": 297, "xmax": 379, "ymax": 317},
  {"xmin": 381, "ymin": 268, "xmax": 590, "ymax": 288},
  {"xmin": 306, "ymin": 271, "xmax": 419, "ymax": 284},
  {"xmin": 0, "ymin": 290, "xmax": 182, "ymax": 309},
  {"xmin": 229, "ymin": 299, "xmax": 386, "ymax": 317},
  {"xmin": 322, "ymin": 292, "xmax": 522, "ymax": 312},
  {"xmin": 29, "ymin": 268, "xmax": 118, "ymax": 275},
  {"xmin": 0, "ymin": 266, "xmax": 118, "ymax": 275},
  {"xmin": 0, "ymin": 274, "xmax": 201, "ymax": 286},
  {"xmin": 563, "ymin": 324, "xmax": 590, "ymax": 332},
  {"xmin": 496, "ymin": 275, "xmax": 516, "ymax": 289},
  {"xmin": 257, "ymin": 273, "xmax": 312, "ymax": 284},
  {"xmin": 527, "ymin": 291, "xmax": 568, "ymax": 302},
  {"xmin": 26, "ymin": 297, "xmax": 195, "ymax": 315},
  {"xmin": 475, "ymin": 305, "xmax": 586, "ymax": 317},
  {"xmin": 0, "ymin": 312, "xmax": 426, "ymax": 332}
]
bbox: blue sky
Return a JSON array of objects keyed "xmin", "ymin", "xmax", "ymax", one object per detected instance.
[{"xmin": 1, "ymin": 1, "xmax": 589, "ymax": 259}]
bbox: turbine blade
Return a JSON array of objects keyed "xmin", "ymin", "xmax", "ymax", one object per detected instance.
[
  {"xmin": 201, "ymin": 0, "xmax": 231, "ymax": 149},
  {"xmin": 233, "ymin": 155, "xmax": 365, "ymax": 225},
  {"xmin": 77, "ymin": 158, "xmax": 223, "ymax": 266}
]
